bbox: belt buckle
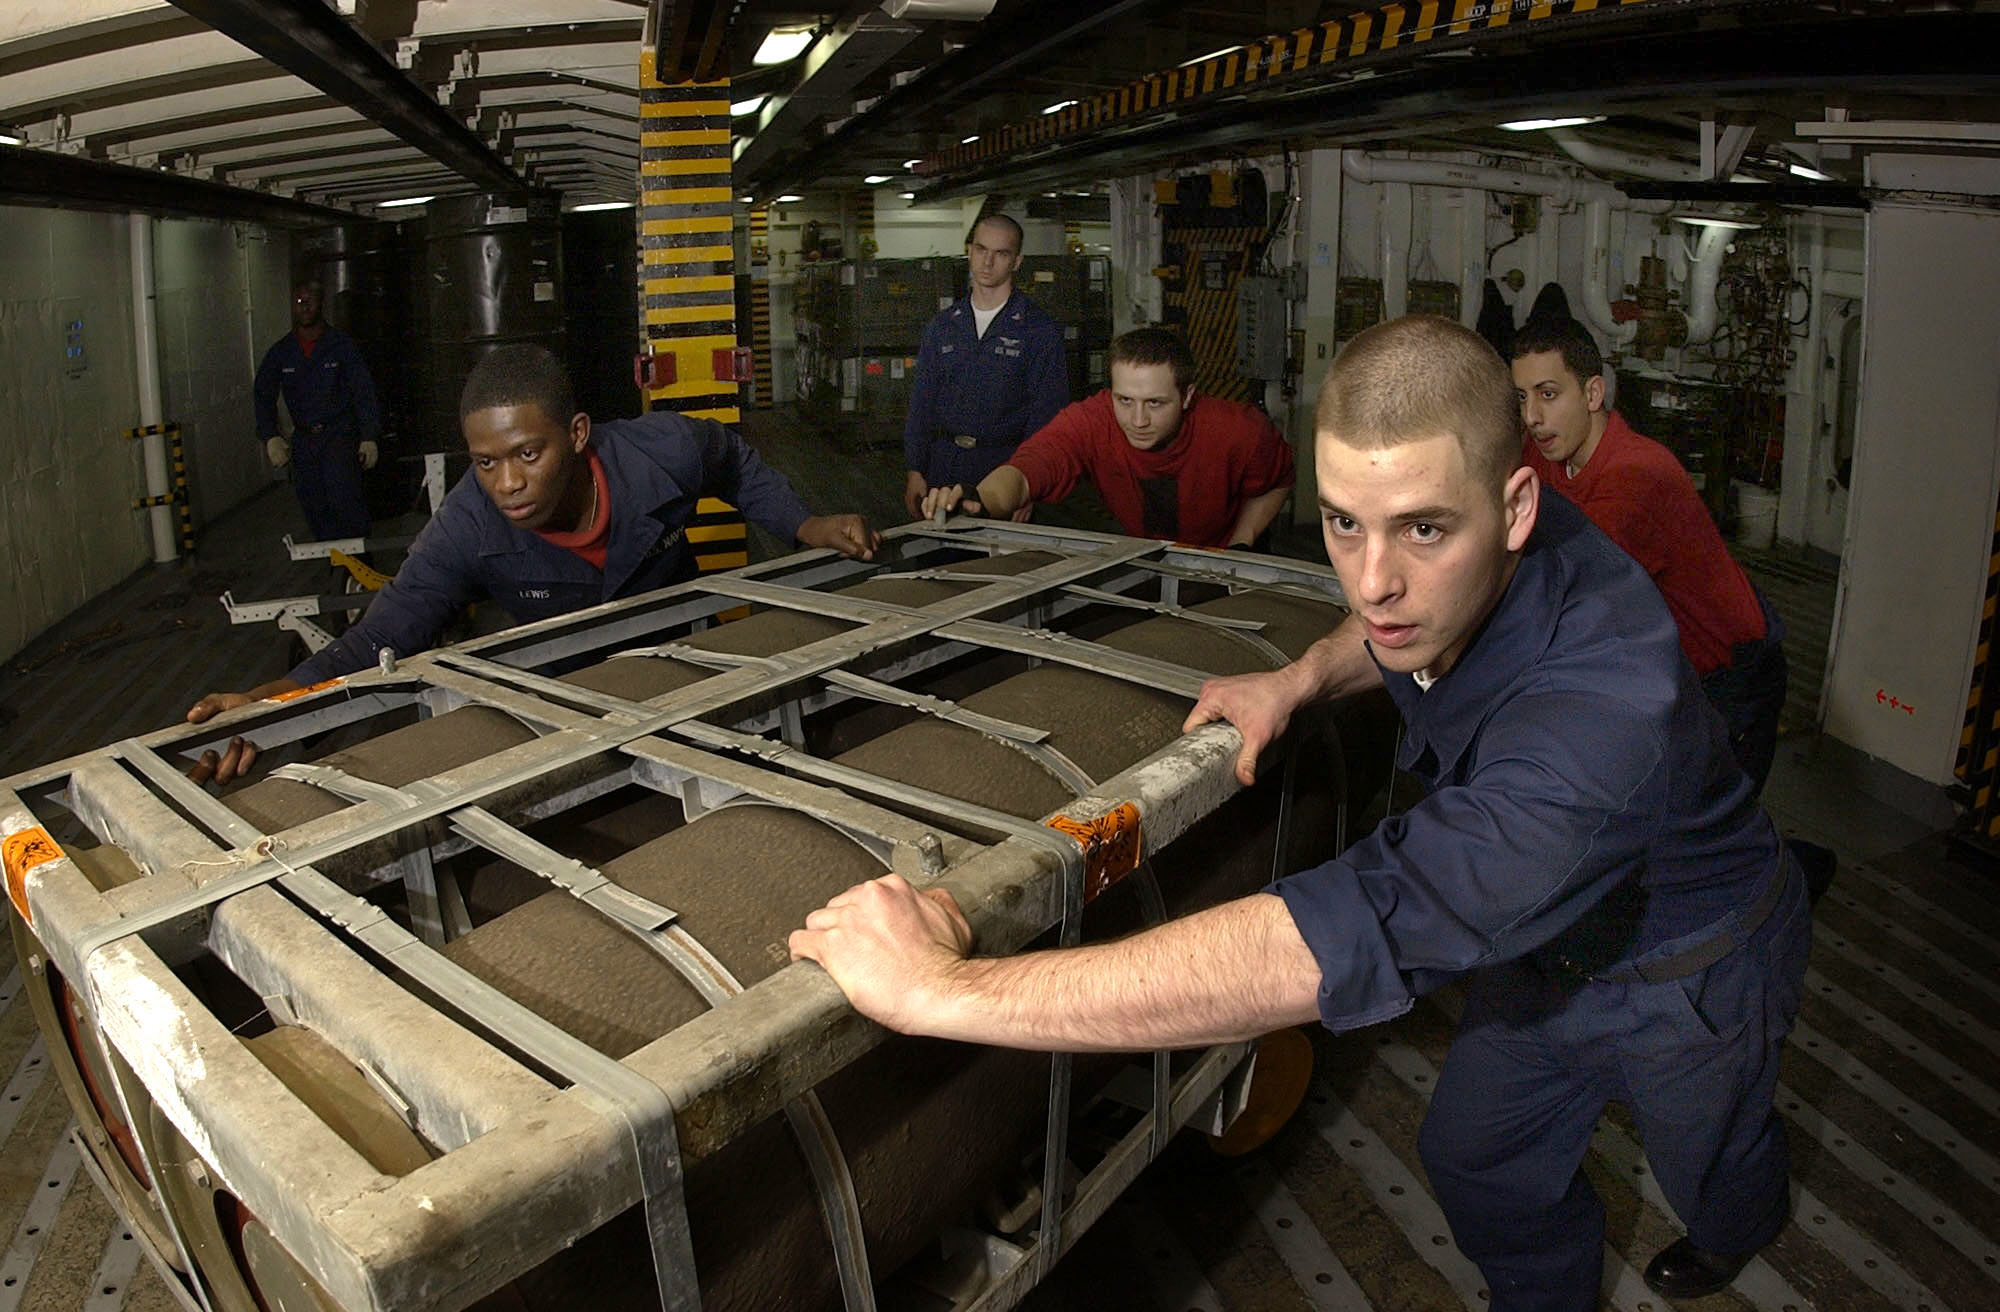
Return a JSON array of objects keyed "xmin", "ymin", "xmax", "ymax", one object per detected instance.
[{"xmin": 951, "ymin": 434, "xmax": 978, "ymax": 450}]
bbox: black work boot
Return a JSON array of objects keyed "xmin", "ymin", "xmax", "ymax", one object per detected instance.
[{"xmin": 1642, "ymin": 1237, "xmax": 1757, "ymax": 1299}]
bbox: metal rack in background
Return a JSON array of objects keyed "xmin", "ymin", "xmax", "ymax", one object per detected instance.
[{"xmin": 3, "ymin": 519, "xmax": 1382, "ymax": 1312}]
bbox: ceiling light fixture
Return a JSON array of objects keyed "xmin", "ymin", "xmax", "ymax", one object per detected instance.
[
  {"xmin": 903, "ymin": 158, "xmax": 922, "ymax": 170},
  {"xmin": 1787, "ymin": 162, "xmax": 1835, "ymax": 182},
  {"xmin": 740, "ymin": 194, "xmax": 756, "ymax": 203},
  {"xmin": 1498, "ymin": 115, "xmax": 1607, "ymax": 132},
  {"xmin": 864, "ymin": 174, "xmax": 891, "ymax": 184},
  {"xmin": 375, "ymin": 195, "xmax": 435, "ymax": 208},
  {"xmin": 1042, "ymin": 99, "xmax": 1077, "ymax": 115},
  {"xmin": 569, "ymin": 201, "xmax": 633, "ymax": 212},
  {"xmin": 1672, "ymin": 215, "xmax": 1762, "ymax": 230},
  {"xmin": 753, "ymin": 27, "xmax": 814, "ymax": 65},
  {"xmin": 0, "ymin": 133, "xmax": 22, "ymax": 147},
  {"xmin": 731, "ymin": 96, "xmax": 767, "ymax": 116},
  {"xmin": 776, "ymin": 194, "xmax": 804, "ymax": 203},
  {"xmin": 961, "ymin": 135, "xmax": 979, "ymax": 145},
  {"xmin": 901, "ymin": 192, "xmax": 916, "ymax": 200},
  {"xmin": 1180, "ymin": 46, "xmax": 1240, "ymax": 66}
]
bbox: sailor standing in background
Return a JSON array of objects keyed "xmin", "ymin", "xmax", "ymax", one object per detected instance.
[
  {"xmin": 901, "ymin": 214, "xmax": 1069, "ymax": 519},
  {"xmin": 254, "ymin": 277, "xmax": 381, "ymax": 543}
]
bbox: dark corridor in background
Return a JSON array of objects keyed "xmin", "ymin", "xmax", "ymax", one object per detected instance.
[{"xmin": 296, "ymin": 193, "xmax": 642, "ymax": 518}]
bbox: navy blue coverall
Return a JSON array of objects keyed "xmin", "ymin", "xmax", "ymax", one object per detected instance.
[
  {"xmin": 254, "ymin": 327, "xmax": 381, "ymax": 542},
  {"xmin": 290, "ymin": 411, "xmax": 810, "ymax": 685},
  {"xmin": 902, "ymin": 289, "xmax": 1069, "ymax": 490},
  {"xmin": 1272, "ymin": 492, "xmax": 1810, "ymax": 1312}
]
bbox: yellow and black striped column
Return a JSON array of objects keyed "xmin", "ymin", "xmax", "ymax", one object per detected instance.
[
  {"xmin": 1159, "ymin": 223, "xmax": 1267, "ymax": 404},
  {"xmin": 749, "ymin": 206, "xmax": 772, "ymax": 410},
  {"xmin": 855, "ymin": 188, "xmax": 876, "ymax": 259},
  {"xmin": 638, "ymin": 52, "xmax": 747, "ymax": 576},
  {"xmin": 126, "ymin": 421, "xmax": 195, "ymax": 554}
]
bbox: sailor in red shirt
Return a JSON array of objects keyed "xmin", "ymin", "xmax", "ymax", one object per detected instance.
[
  {"xmin": 1512, "ymin": 316, "xmax": 1788, "ymax": 792},
  {"xmin": 918, "ymin": 327, "xmax": 1294, "ymax": 549}
]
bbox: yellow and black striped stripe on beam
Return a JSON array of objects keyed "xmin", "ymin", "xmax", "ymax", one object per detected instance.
[
  {"xmin": 1955, "ymin": 501, "xmax": 2000, "ymax": 832},
  {"xmin": 639, "ymin": 49, "xmax": 746, "ymax": 598},
  {"xmin": 924, "ymin": 0, "xmax": 1658, "ymax": 175}
]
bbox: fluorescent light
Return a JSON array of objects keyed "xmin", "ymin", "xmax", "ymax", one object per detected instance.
[
  {"xmin": 375, "ymin": 195, "xmax": 434, "ymax": 208},
  {"xmin": 1787, "ymin": 162, "xmax": 1834, "ymax": 182},
  {"xmin": 961, "ymin": 134, "xmax": 979, "ymax": 145},
  {"xmin": 1672, "ymin": 215, "xmax": 1762, "ymax": 230},
  {"xmin": 731, "ymin": 96, "xmax": 767, "ymax": 116},
  {"xmin": 776, "ymin": 194, "xmax": 804, "ymax": 203},
  {"xmin": 0, "ymin": 134, "xmax": 21, "ymax": 147},
  {"xmin": 740, "ymin": 194, "xmax": 755, "ymax": 203},
  {"xmin": 901, "ymin": 192, "xmax": 916, "ymax": 200},
  {"xmin": 1180, "ymin": 45, "xmax": 1240, "ymax": 66},
  {"xmin": 1042, "ymin": 99, "xmax": 1077, "ymax": 115},
  {"xmin": 903, "ymin": 158, "xmax": 922, "ymax": 170},
  {"xmin": 864, "ymin": 174, "xmax": 891, "ymax": 184},
  {"xmin": 569, "ymin": 201, "xmax": 633, "ymax": 212},
  {"xmin": 1498, "ymin": 115, "xmax": 1606, "ymax": 132},
  {"xmin": 753, "ymin": 27, "xmax": 814, "ymax": 65}
]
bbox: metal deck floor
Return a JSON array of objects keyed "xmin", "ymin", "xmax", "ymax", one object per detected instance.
[{"xmin": 1, "ymin": 422, "xmax": 1991, "ymax": 1311}]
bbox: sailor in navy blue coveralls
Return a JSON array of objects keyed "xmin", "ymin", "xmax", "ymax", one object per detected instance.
[
  {"xmin": 254, "ymin": 282, "xmax": 381, "ymax": 542},
  {"xmin": 288, "ymin": 410, "xmax": 811, "ymax": 685},
  {"xmin": 1273, "ymin": 491, "xmax": 1811, "ymax": 1312},
  {"xmin": 902, "ymin": 287, "xmax": 1069, "ymax": 493}
]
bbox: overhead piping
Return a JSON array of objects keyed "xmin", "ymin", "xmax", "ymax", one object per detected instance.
[
  {"xmin": 1547, "ymin": 128, "xmax": 1702, "ymax": 182},
  {"xmin": 129, "ymin": 215, "xmax": 177, "ymax": 565},
  {"xmin": 1341, "ymin": 152, "xmax": 1668, "ymax": 347},
  {"xmin": 1682, "ymin": 223, "xmax": 1732, "ymax": 345},
  {"xmin": 1581, "ymin": 199, "xmax": 1637, "ymax": 347}
]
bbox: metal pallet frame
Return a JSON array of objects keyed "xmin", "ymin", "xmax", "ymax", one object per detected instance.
[{"xmin": 2, "ymin": 521, "xmax": 1352, "ymax": 1312}]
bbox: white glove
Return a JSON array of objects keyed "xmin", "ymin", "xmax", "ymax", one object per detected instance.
[
  {"xmin": 265, "ymin": 436, "xmax": 290, "ymax": 468},
  {"xmin": 358, "ymin": 439, "xmax": 379, "ymax": 470}
]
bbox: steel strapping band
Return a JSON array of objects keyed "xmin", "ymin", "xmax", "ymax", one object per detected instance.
[
  {"xmin": 594, "ymin": 841, "xmax": 880, "ymax": 1312},
  {"xmin": 432, "ymin": 789, "xmax": 881, "ymax": 1309},
  {"xmin": 667, "ymin": 722, "xmax": 1094, "ymax": 1281},
  {"xmin": 1057, "ymin": 585, "xmax": 1295, "ymax": 670},
  {"xmin": 430, "ymin": 651, "xmax": 665, "ymax": 722},
  {"xmin": 269, "ymin": 777, "xmax": 878, "ymax": 1309},
  {"xmin": 606, "ymin": 642, "xmax": 795, "ymax": 673},
  {"xmin": 1141, "ymin": 558, "xmax": 1347, "ymax": 608},
  {"xmin": 938, "ymin": 622, "xmax": 1216, "ymax": 700},
  {"xmin": 270, "ymin": 764, "xmax": 680, "ymax": 936},
  {"xmin": 83, "ymin": 744, "xmax": 705, "ymax": 1312},
  {"xmin": 1059, "ymin": 584, "xmax": 1271, "ymax": 631},
  {"xmin": 816, "ymin": 670, "xmax": 1100, "ymax": 799},
  {"xmin": 867, "ymin": 568, "xmax": 1034, "ymax": 585}
]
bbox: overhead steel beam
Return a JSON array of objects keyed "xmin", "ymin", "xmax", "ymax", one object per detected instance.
[
  {"xmin": 911, "ymin": 8, "xmax": 2000, "ymax": 200},
  {"xmin": 748, "ymin": 0, "xmax": 1163, "ymax": 195},
  {"xmin": 168, "ymin": 0, "xmax": 526, "ymax": 193},
  {"xmin": 0, "ymin": 142, "xmax": 353, "ymax": 226}
]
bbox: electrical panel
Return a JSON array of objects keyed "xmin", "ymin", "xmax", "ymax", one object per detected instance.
[{"xmin": 1236, "ymin": 275, "xmax": 1286, "ymax": 380}]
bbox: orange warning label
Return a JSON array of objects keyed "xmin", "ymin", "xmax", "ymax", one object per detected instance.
[
  {"xmin": 1047, "ymin": 803, "xmax": 1143, "ymax": 903},
  {"xmin": 267, "ymin": 679, "xmax": 342, "ymax": 703},
  {"xmin": 4, "ymin": 826, "xmax": 64, "ymax": 924}
]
